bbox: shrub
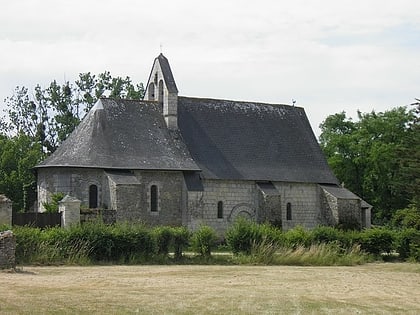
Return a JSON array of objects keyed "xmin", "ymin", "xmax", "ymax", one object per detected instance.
[
  {"xmin": 311, "ymin": 226, "xmax": 357, "ymax": 249},
  {"xmin": 226, "ymin": 218, "xmax": 282, "ymax": 255},
  {"xmin": 396, "ymin": 228, "xmax": 420, "ymax": 261},
  {"xmin": 13, "ymin": 226, "xmax": 43, "ymax": 263},
  {"xmin": 42, "ymin": 192, "xmax": 65, "ymax": 213},
  {"xmin": 284, "ymin": 225, "xmax": 311, "ymax": 248},
  {"xmin": 311, "ymin": 226, "xmax": 341, "ymax": 244},
  {"xmin": 13, "ymin": 226, "xmax": 92, "ymax": 265},
  {"xmin": 110, "ymin": 223, "xmax": 155, "ymax": 263},
  {"xmin": 66, "ymin": 221, "xmax": 114, "ymax": 261},
  {"xmin": 153, "ymin": 226, "xmax": 173, "ymax": 256},
  {"xmin": 359, "ymin": 227, "xmax": 396, "ymax": 256},
  {"xmin": 225, "ymin": 218, "xmax": 254, "ymax": 254},
  {"xmin": 0, "ymin": 224, "xmax": 11, "ymax": 231},
  {"xmin": 171, "ymin": 226, "xmax": 190, "ymax": 260},
  {"xmin": 391, "ymin": 205, "xmax": 420, "ymax": 230},
  {"xmin": 191, "ymin": 225, "xmax": 218, "ymax": 257}
]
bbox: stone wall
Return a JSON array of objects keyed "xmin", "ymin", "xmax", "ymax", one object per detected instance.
[
  {"xmin": 0, "ymin": 230, "xmax": 15, "ymax": 269},
  {"xmin": 123, "ymin": 170, "xmax": 185, "ymax": 226},
  {"xmin": 337, "ymin": 198, "xmax": 362, "ymax": 228},
  {"xmin": 38, "ymin": 168, "xmax": 186, "ymax": 226},
  {"xmin": 320, "ymin": 188, "xmax": 363, "ymax": 228},
  {"xmin": 37, "ymin": 168, "xmax": 109, "ymax": 212},
  {"xmin": 187, "ymin": 180, "xmax": 321, "ymax": 234},
  {"xmin": 273, "ymin": 182, "xmax": 321, "ymax": 230},
  {"xmin": 0, "ymin": 195, "xmax": 12, "ymax": 226},
  {"xmin": 115, "ymin": 184, "xmax": 143, "ymax": 222},
  {"xmin": 187, "ymin": 179, "xmax": 257, "ymax": 235},
  {"xmin": 320, "ymin": 189, "xmax": 339, "ymax": 226},
  {"xmin": 80, "ymin": 209, "xmax": 116, "ymax": 224},
  {"xmin": 37, "ymin": 167, "xmax": 346, "ymax": 233},
  {"xmin": 257, "ymin": 192, "xmax": 282, "ymax": 227}
]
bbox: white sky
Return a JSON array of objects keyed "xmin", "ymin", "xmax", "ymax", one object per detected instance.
[{"xmin": 1, "ymin": 0, "xmax": 419, "ymax": 137}]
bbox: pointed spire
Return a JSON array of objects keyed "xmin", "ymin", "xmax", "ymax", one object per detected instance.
[{"xmin": 144, "ymin": 54, "xmax": 179, "ymax": 130}]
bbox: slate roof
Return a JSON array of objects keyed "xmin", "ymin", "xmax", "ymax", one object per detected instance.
[
  {"xmin": 36, "ymin": 98, "xmax": 199, "ymax": 171},
  {"xmin": 37, "ymin": 95, "xmax": 339, "ymax": 185},
  {"xmin": 146, "ymin": 53, "xmax": 178, "ymax": 93},
  {"xmin": 178, "ymin": 97, "xmax": 339, "ymax": 184},
  {"xmin": 320, "ymin": 185, "xmax": 360, "ymax": 199},
  {"xmin": 256, "ymin": 182, "xmax": 279, "ymax": 195},
  {"xmin": 320, "ymin": 185, "xmax": 372, "ymax": 208}
]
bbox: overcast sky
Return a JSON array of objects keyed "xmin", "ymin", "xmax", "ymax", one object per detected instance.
[{"xmin": 1, "ymin": 0, "xmax": 419, "ymax": 136}]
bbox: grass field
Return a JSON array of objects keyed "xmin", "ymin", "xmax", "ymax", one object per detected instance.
[{"xmin": 1, "ymin": 263, "xmax": 419, "ymax": 314}]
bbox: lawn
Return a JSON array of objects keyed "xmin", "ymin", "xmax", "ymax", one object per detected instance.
[{"xmin": 1, "ymin": 263, "xmax": 419, "ymax": 314}]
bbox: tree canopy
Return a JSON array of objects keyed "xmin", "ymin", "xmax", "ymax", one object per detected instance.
[{"xmin": 319, "ymin": 102, "xmax": 419, "ymax": 223}]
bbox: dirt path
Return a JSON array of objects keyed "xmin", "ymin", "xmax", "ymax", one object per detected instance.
[{"xmin": 1, "ymin": 263, "xmax": 419, "ymax": 314}]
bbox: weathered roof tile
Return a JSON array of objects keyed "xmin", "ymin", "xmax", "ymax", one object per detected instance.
[
  {"xmin": 178, "ymin": 96, "xmax": 339, "ymax": 184},
  {"xmin": 37, "ymin": 98, "xmax": 199, "ymax": 171}
]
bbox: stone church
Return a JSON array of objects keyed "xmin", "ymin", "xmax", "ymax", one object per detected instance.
[{"xmin": 36, "ymin": 54, "xmax": 371, "ymax": 233}]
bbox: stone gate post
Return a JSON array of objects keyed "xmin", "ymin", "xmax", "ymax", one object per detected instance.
[
  {"xmin": 59, "ymin": 195, "xmax": 81, "ymax": 228},
  {"xmin": 0, "ymin": 195, "xmax": 12, "ymax": 226}
]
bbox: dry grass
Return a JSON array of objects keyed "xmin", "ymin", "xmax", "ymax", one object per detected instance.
[{"xmin": 1, "ymin": 263, "xmax": 419, "ymax": 314}]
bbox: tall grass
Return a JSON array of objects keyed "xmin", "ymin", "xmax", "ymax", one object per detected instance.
[
  {"xmin": 274, "ymin": 243, "xmax": 371, "ymax": 266},
  {"xmin": 233, "ymin": 239, "xmax": 371, "ymax": 266}
]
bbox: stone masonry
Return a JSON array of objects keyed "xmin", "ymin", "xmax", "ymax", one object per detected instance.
[
  {"xmin": 0, "ymin": 230, "xmax": 16, "ymax": 269},
  {"xmin": 59, "ymin": 195, "xmax": 81, "ymax": 228},
  {"xmin": 187, "ymin": 179, "xmax": 324, "ymax": 235},
  {"xmin": 0, "ymin": 194, "xmax": 12, "ymax": 226}
]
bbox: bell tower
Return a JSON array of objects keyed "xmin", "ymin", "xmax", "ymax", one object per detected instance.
[{"xmin": 144, "ymin": 53, "xmax": 178, "ymax": 130}]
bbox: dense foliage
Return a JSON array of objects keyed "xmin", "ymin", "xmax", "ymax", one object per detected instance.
[
  {"xmin": 0, "ymin": 133, "xmax": 44, "ymax": 211},
  {"xmin": 0, "ymin": 73, "xmax": 144, "ymax": 211},
  {"xmin": 319, "ymin": 101, "xmax": 420, "ymax": 223},
  {"xmin": 5, "ymin": 221, "xmax": 419, "ymax": 266}
]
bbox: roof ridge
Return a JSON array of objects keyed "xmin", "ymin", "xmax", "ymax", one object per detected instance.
[
  {"xmin": 178, "ymin": 96, "xmax": 300, "ymax": 109},
  {"xmin": 99, "ymin": 97, "xmax": 157, "ymax": 104}
]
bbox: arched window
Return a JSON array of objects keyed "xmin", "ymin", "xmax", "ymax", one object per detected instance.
[
  {"xmin": 217, "ymin": 201, "xmax": 223, "ymax": 219},
  {"xmin": 89, "ymin": 185, "xmax": 98, "ymax": 208},
  {"xmin": 148, "ymin": 82, "xmax": 155, "ymax": 100},
  {"xmin": 158, "ymin": 80, "xmax": 164, "ymax": 105},
  {"xmin": 150, "ymin": 185, "xmax": 158, "ymax": 212},
  {"xmin": 286, "ymin": 202, "xmax": 292, "ymax": 221}
]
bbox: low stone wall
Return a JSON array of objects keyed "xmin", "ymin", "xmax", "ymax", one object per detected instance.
[
  {"xmin": 0, "ymin": 230, "xmax": 16, "ymax": 269},
  {"xmin": 80, "ymin": 209, "xmax": 116, "ymax": 224}
]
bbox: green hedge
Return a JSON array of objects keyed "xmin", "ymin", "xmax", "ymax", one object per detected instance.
[
  {"xmin": 191, "ymin": 225, "xmax": 218, "ymax": 258},
  {"xmin": 9, "ymin": 221, "xmax": 420, "ymax": 265},
  {"xmin": 225, "ymin": 218, "xmax": 283, "ymax": 254}
]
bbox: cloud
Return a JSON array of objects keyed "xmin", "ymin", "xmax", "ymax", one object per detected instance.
[{"xmin": 1, "ymin": 0, "xmax": 419, "ymax": 136}]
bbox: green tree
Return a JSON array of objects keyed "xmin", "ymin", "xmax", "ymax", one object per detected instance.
[
  {"xmin": 320, "ymin": 105, "xmax": 417, "ymax": 223},
  {"xmin": 3, "ymin": 86, "xmax": 56, "ymax": 152},
  {"xmin": 398, "ymin": 100, "xmax": 420, "ymax": 208},
  {"xmin": 0, "ymin": 133, "xmax": 44, "ymax": 211},
  {"xmin": 319, "ymin": 112, "xmax": 362, "ymax": 196}
]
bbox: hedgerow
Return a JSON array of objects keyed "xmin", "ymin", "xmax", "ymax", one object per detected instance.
[{"xmin": 8, "ymin": 220, "xmax": 420, "ymax": 265}]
